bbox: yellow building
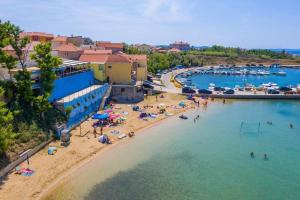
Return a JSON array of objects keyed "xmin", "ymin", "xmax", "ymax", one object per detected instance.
[
  {"xmin": 20, "ymin": 32, "xmax": 54, "ymax": 42},
  {"xmin": 79, "ymin": 54, "xmax": 109, "ymax": 82},
  {"xmin": 105, "ymin": 55, "xmax": 132, "ymax": 85},
  {"xmin": 125, "ymin": 55, "xmax": 148, "ymax": 81},
  {"xmin": 79, "ymin": 54, "xmax": 147, "ymax": 85}
]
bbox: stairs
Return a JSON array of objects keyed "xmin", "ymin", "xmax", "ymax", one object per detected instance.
[{"xmin": 99, "ymin": 84, "xmax": 112, "ymax": 110}]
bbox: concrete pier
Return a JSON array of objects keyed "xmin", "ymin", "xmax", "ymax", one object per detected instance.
[{"xmin": 197, "ymin": 93, "xmax": 300, "ymax": 100}]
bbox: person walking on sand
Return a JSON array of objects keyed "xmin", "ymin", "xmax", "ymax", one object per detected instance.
[
  {"xmin": 100, "ymin": 126, "xmax": 103, "ymax": 135},
  {"xmin": 93, "ymin": 127, "xmax": 97, "ymax": 138},
  {"xmin": 156, "ymin": 95, "xmax": 158, "ymax": 102}
]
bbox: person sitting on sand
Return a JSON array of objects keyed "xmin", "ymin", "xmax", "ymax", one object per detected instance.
[
  {"xmin": 250, "ymin": 152, "xmax": 255, "ymax": 158},
  {"xmin": 128, "ymin": 131, "xmax": 135, "ymax": 138}
]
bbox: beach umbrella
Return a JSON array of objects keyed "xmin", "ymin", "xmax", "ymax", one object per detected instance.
[
  {"xmin": 109, "ymin": 114, "xmax": 120, "ymax": 120},
  {"xmin": 92, "ymin": 113, "xmax": 109, "ymax": 120}
]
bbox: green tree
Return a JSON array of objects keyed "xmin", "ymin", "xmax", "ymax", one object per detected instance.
[
  {"xmin": 1, "ymin": 54, "xmax": 17, "ymax": 80},
  {"xmin": 0, "ymin": 21, "xmax": 33, "ymax": 115},
  {"xmin": 0, "ymin": 87, "xmax": 14, "ymax": 155},
  {"xmin": 31, "ymin": 42, "xmax": 62, "ymax": 95},
  {"xmin": 30, "ymin": 42, "xmax": 62, "ymax": 119}
]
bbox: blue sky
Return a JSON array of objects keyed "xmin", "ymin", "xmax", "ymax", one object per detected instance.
[{"xmin": 0, "ymin": 0, "xmax": 299, "ymax": 48}]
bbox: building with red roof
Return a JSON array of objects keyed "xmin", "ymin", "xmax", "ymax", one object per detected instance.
[
  {"xmin": 51, "ymin": 36, "xmax": 68, "ymax": 48},
  {"xmin": 53, "ymin": 43, "xmax": 83, "ymax": 60},
  {"xmin": 83, "ymin": 49, "xmax": 112, "ymax": 55},
  {"xmin": 96, "ymin": 41, "xmax": 124, "ymax": 53}
]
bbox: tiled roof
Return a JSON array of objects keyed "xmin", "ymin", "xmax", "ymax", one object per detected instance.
[
  {"xmin": 83, "ymin": 49, "xmax": 112, "ymax": 55},
  {"xmin": 79, "ymin": 54, "xmax": 109, "ymax": 63},
  {"xmin": 20, "ymin": 32, "xmax": 54, "ymax": 38},
  {"xmin": 79, "ymin": 54, "xmax": 131, "ymax": 63},
  {"xmin": 168, "ymin": 48, "xmax": 181, "ymax": 53},
  {"xmin": 106, "ymin": 54, "xmax": 131, "ymax": 63},
  {"xmin": 54, "ymin": 43, "xmax": 82, "ymax": 52},
  {"xmin": 52, "ymin": 36, "xmax": 67, "ymax": 42},
  {"xmin": 96, "ymin": 41, "xmax": 123, "ymax": 49},
  {"xmin": 2, "ymin": 41, "xmax": 41, "ymax": 51}
]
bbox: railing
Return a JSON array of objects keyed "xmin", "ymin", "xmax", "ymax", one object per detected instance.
[{"xmin": 99, "ymin": 84, "xmax": 112, "ymax": 110}]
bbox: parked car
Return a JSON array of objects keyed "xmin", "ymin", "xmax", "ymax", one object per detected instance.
[
  {"xmin": 143, "ymin": 83, "xmax": 154, "ymax": 89},
  {"xmin": 223, "ymin": 89, "xmax": 235, "ymax": 94},
  {"xmin": 278, "ymin": 86, "xmax": 292, "ymax": 92},
  {"xmin": 147, "ymin": 75, "xmax": 153, "ymax": 82},
  {"xmin": 182, "ymin": 87, "xmax": 196, "ymax": 94},
  {"xmin": 198, "ymin": 89, "xmax": 212, "ymax": 94},
  {"xmin": 214, "ymin": 87, "xmax": 225, "ymax": 92},
  {"xmin": 267, "ymin": 89, "xmax": 280, "ymax": 94}
]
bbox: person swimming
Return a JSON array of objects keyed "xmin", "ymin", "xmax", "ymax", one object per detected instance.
[
  {"xmin": 250, "ymin": 152, "xmax": 254, "ymax": 158},
  {"xmin": 267, "ymin": 121, "xmax": 272, "ymax": 125},
  {"xmin": 264, "ymin": 154, "xmax": 268, "ymax": 161},
  {"xmin": 289, "ymin": 123, "xmax": 293, "ymax": 128}
]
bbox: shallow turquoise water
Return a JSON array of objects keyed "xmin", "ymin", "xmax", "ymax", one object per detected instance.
[
  {"xmin": 190, "ymin": 67, "xmax": 300, "ymax": 88},
  {"xmin": 45, "ymin": 101, "xmax": 300, "ymax": 200}
]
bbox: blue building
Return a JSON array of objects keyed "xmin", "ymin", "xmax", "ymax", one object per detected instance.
[
  {"xmin": 55, "ymin": 84, "xmax": 109, "ymax": 128},
  {"xmin": 48, "ymin": 60, "xmax": 109, "ymax": 129}
]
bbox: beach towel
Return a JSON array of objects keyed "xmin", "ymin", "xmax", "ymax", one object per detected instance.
[
  {"xmin": 17, "ymin": 168, "xmax": 35, "ymax": 176},
  {"xmin": 111, "ymin": 130, "xmax": 120, "ymax": 135}
]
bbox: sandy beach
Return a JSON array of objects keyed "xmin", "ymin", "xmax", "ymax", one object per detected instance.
[{"xmin": 0, "ymin": 93, "xmax": 207, "ymax": 200}]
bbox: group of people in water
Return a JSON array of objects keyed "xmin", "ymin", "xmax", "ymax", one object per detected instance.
[
  {"xmin": 267, "ymin": 121, "xmax": 294, "ymax": 128},
  {"xmin": 250, "ymin": 152, "xmax": 269, "ymax": 160}
]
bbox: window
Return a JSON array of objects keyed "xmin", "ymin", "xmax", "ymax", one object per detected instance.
[
  {"xmin": 108, "ymin": 66, "xmax": 112, "ymax": 69},
  {"xmin": 98, "ymin": 64, "xmax": 104, "ymax": 70},
  {"xmin": 121, "ymin": 88, "xmax": 125, "ymax": 92}
]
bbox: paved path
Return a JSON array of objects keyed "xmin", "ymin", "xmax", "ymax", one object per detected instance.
[{"xmin": 158, "ymin": 68, "xmax": 192, "ymax": 93}]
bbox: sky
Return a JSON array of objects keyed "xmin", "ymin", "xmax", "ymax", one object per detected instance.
[{"xmin": 0, "ymin": 0, "xmax": 300, "ymax": 48}]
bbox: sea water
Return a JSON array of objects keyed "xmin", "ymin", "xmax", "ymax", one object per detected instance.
[
  {"xmin": 44, "ymin": 100, "xmax": 300, "ymax": 200},
  {"xmin": 189, "ymin": 67, "xmax": 300, "ymax": 88}
]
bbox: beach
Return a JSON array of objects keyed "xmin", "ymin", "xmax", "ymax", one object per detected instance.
[
  {"xmin": 39, "ymin": 100, "xmax": 300, "ymax": 200},
  {"xmin": 0, "ymin": 93, "xmax": 204, "ymax": 200}
]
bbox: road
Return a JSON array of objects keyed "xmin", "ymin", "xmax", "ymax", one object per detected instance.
[{"xmin": 157, "ymin": 68, "xmax": 193, "ymax": 93}]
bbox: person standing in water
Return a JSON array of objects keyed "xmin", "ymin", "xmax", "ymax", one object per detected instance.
[
  {"xmin": 264, "ymin": 154, "xmax": 268, "ymax": 160},
  {"xmin": 289, "ymin": 123, "xmax": 293, "ymax": 128},
  {"xmin": 250, "ymin": 152, "xmax": 254, "ymax": 158}
]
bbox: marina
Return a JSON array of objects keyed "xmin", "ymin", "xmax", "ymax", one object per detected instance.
[{"xmin": 176, "ymin": 66, "xmax": 300, "ymax": 99}]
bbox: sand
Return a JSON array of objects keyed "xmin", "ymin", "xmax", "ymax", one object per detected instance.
[{"xmin": 0, "ymin": 93, "xmax": 207, "ymax": 200}]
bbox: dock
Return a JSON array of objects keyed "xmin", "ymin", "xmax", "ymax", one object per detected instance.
[{"xmin": 197, "ymin": 93, "xmax": 300, "ymax": 100}]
